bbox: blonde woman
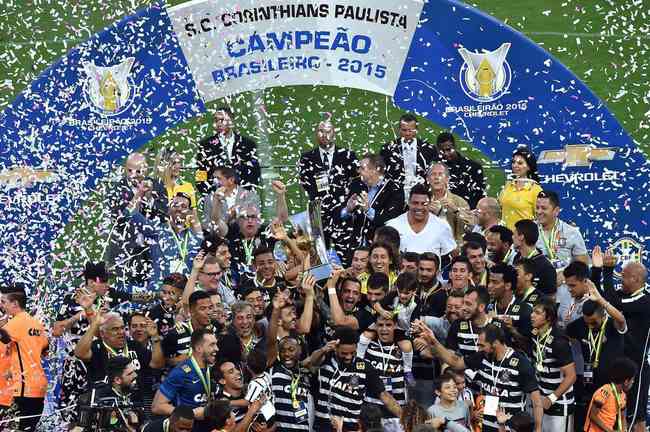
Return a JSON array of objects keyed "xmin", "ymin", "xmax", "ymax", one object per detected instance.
[{"xmin": 156, "ymin": 148, "xmax": 197, "ymax": 208}]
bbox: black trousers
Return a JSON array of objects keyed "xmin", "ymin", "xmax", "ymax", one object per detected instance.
[{"xmin": 14, "ymin": 397, "xmax": 44, "ymax": 432}]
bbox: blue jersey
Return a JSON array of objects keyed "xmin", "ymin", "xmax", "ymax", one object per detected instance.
[{"xmin": 159, "ymin": 359, "xmax": 217, "ymax": 408}]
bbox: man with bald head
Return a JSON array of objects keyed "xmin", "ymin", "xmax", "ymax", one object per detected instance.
[
  {"xmin": 466, "ymin": 197, "xmax": 502, "ymax": 236},
  {"xmin": 105, "ymin": 152, "xmax": 168, "ymax": 286},
  {"xmin": 298, "ymin": 116, "xmax": 358, "ymax": 247},
  {"xmin": 597, "ymin": 251, "xmax": 650, "ymax": 432}
]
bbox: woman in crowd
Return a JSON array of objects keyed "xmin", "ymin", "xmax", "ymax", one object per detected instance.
[{"xmin": 498, "ymin": 146, "xmax": 542, "ymax": 230}]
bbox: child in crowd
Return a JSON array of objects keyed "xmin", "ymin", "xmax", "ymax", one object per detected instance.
[
  {"xmin": 244, "ymin": 350, "xmax": 275, "ymax": 428},
  {"xmin": 358, "ymin": 272, "xmax": 418, "ymax": 385},
  {"xmin": 427, "ymin": 372, "xmax": 471, "ymax": 432}
]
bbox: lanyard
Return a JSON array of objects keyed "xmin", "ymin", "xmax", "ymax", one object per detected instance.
[
  {"xmin": 479, "ymin": 271, "xmax": 488, "ymax": 287},
  {"xmin": 103, "ymin": 341, "xmax": 130, "ymax": 359},
  {"xmin": 494, "ymin": 296, "xmax": 516, "ymax": 316},
  {"xmin": 190, "ymin": 356, "xmax": 212, "ymax": 401},
  {"xmin": 521, "ymin": 286, "xmax": 536, "ymax": 304},
  {"xmin": 242, "ymin": 238, "xmax": 256, "ymax": 266},
  {"xmin": 490, "ymin": 348, "xmax": 513, "ymax": 391},
  {"xmin": 169, "ymin": 223, "xmax": 190, "ymax": 263},
  {"xmin": 242, "ymin": 335, "xmax": 255, "ymax": 354},
  {"xmin": 468, "ymin": 321, "xmax": 479, "ymax": 350},
  {"xmin": 587, "ymin": 316, "xmax": 609, "ymax": 368},
  {"xmin": 422, "ymin": 283, "xmax": 441, "ymax": 302},
  {"xmin": 534, "ymin": 327, "xmax": 553, "ymax": 368},
  {"xmin": 526, "ymin": 248, "xmax": 537, "ymax": 259},
  {"xmin": 377, "ymin": 340, "xmax": 394, "ymax": 374},
  {"xmin": 283, "ymin": 365, "xmax": 302, "ymax": 404},
  {"xmin": 539, "ymin": 223, "xmax": 559, "ymax": 260},
  {"xmin": 503, "ymin": 247, "xmax": 514, "ymax": 263},
  {"xmin": 163, "ymin": 419, "xmax": 169, "ymax": 432},
  {"xmin": 611, "ymin": 384, "xmax": 623, "ymax": 432}
]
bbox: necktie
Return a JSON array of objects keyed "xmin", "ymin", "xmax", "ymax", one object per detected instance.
[{"xmin": 323, "ymin": 153, "xmax": 330, "ymax": 170}]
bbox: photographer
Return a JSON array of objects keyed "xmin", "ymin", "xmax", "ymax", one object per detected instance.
[{"xmin": 77, "ymin": 356, "xmax": 142, "ymax": 432}]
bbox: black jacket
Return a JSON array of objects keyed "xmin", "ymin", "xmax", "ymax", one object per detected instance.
[
  {"xmin": 196, "ymin": 133, "xmax": 261, "ymax": 194},
  {"xmin": 445, "ymin": 154, "xmax": 486, "ymax": 209},
  {"xmin": 380, "ymin": 138, "xmax": 439, "ymax": 188},
  {"xmin": 334, "ymin": 178, "xmax": 404, "ymax": 260},
  {"xmin": 298, "ymin": 146, "xmax": 358, "ymax": 242},
  {"xmin": 513, "ymin": 249, "xmax": 557, "ymax": 296}
]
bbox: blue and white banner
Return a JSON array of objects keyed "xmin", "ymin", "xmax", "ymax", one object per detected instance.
[
  {"xmin": 167, "ymin": 0, "xmax": 424, "ymax": 99},
  {"xmin": 0, "ymin": 0, "xmax": 647, "ymax": 283}
]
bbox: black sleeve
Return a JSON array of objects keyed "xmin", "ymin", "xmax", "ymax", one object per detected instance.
[
  {"xmin": 162, "ymin": 330, "xmax": 178, "ymax": 358},
  {"xmin": 298, "ymin": 153, "xmax": 318, "ymax": 200},
  {"xmin": 445, "ymin": 321, "xmax": 461, "ymax": 352},
  {"xmin": 516, "ymin": 304, "xmax": 534, "ymax": 340},
  {"xmin": 535, "ymin": 261, "xmax": 557, "ymax": 296},
  {"xmin": 590, "ymin": 266, "xmax": 603, "ymax": 292},
  {"xmin": 551, "ymin": 334, "xmax": 574, "ymax": 367},
  {"xmin": 602, "ymin": 266, "xmax": 617, "ymax": 304},
  {"xmin": 381, "ymin": 292, "xmax": 398, "ymax": 309},
  {"xmin": 373, "ymin": 183, "xmax": 404, "ymax": 228},
  {"xmin": 565, "ymin": 319, "xmax": 582, "ymax": 340},
  {"xmin": 365, "ymin": 362, "xmax": 385, "ymax": 398},
  {"xmin": 517, "ymin": 356, "xmax": 539, "ymax": 393},
  {"xmin": 55, "ymin": 295, "xmax": 77, "ymax": 321},
  {"xmin": 469, "ymin": 162, "xmax": 487, "ymax": 209},
  {"xmin": 239, "ymin": 136, "xmax": 261, "ymax": 188},
  {"xmin": 135, "ymin": 342, "xmax": 153, "ymax": 370},
  {"xmin": 463, "ymin": 351, "xmax": 484, "ymax": 370}
]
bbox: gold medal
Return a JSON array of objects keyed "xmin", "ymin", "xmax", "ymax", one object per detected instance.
[
  {"xmin": 292, "ymin": 399, "xmax": 300, "ymax": 409},
  {"xmin": 536, "ymin": 363, "xmax": 544, "ymax": 372}
]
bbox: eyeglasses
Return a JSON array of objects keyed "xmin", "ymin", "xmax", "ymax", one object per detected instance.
[
  {"xmin": 200, "ymin": 271, "xmax": 222, "ymax": 278},
  {"xmin": 239, "ymin": 214, "xmax": 259, "ymax": 220}
]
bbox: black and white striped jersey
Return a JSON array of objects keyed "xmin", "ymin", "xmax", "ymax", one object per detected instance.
[
  {"xmin": 316, "ymin": 354, "xmax": 384, "ymax": 431},
  {"xmin": 270, "ymin": 362, "xmax": 311, "ymax": 431},
  {"xmin": 446, "ymin": 319, "xmax": 482, "ymax": 357},
  {"xmin": 532, "ymin": 326, "xmax": 574, "ymax": 415},
  {"xmin": 363, "ymin": 340, "xmax": 407, "ymax": 411},
  {"xmin": 465, "ymin": 349, "xmax": 539, "ymax": 432}
]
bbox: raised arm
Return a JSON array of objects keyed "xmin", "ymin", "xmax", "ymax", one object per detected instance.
[
  {"xmin": 412, "ymin": 319, "xmax": 466, "ymax": 371},
  {"xmin": 74, "ymin": 309, "xmax": 102, "ymax": 362},
  {"xmin": 272, "ymin": 180, "xmax": 289, "ymax": 223},
  {"xmin": 181, "ymin": 251, "xmax": 207, "ymax": 310},
  {"xmin": 296, "ymin": 274, "xmax": 316, "ymax": 334},
  {"xmin": 587, "ymin": 280, "xmax": 627, "ymax": 332},
  {"xmin": 326, "ymin": 269, "xmax": 359, "ymax": 329}
]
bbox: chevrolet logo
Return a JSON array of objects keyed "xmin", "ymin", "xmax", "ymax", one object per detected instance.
[{"xmin": 537, "ymin": 145, "xmax": 615, "ymax": 167}]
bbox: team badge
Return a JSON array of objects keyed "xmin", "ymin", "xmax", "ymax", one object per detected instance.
[
  {"xmin": 610, "ymin": 237, "xmax": 644, "ymax": 279},
  {"xmin": 458, "ymin": 43, "xmax": 512, "ymax": 102},
  {"xmin": 82, "ymin": 57, "xmax": 135, "ymax": 116}
]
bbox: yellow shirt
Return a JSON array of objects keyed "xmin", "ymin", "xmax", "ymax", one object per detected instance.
[
  {"xmin": 166, "ymin": 181, "xmax": 197, "ymax": 208},
  {"xmin": 358, "ymin": 271, "xmax": 398, "ymax": 294},
  {"xmin": 499, "ymin": 179, "xmax": 542, "ymax": 230}
]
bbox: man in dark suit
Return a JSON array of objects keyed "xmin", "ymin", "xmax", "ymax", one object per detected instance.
[
  {"xmin": 335, "ymin": 154, "xmax": 404, "ymax": 263},
  {"xmin": 436, "ymin": 132, "xmax": 486, "ymax": 209},
  {"xmin": 298, "ymin": 117, "xmax": 358, "ymax": 246},
  {"xmin": 380, "ymin": 113, "xmax": 439, "ymax": 199},
  {"xmin": 195, "ymin": 107, "xmax": 261, "ymax": 194}
]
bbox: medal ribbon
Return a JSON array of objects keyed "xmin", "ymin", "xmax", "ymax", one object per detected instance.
[
  {"xmin": 610, "ymin": 384, "xmax": 623, "ymax": 432},
  {"xmin": 534, "ymin": 327, "xmax": 553, "ymax": 369},
  {"xmin": 587, "ymin": 316, "xmax": 609, "ymax": 368},
  {"xmin": 168, "ymin": 222, "xmax": 190, "ymax": 268},
  {"xmin": 103, "ymin": 341, "xmax": 130, "ymax": 359},
  {"xmin": 539, "ymin": 223, "xmax": 558, "ymax": 261},
  {"xmin": 190, "ymin": 355, "xmax": 212, "ymax": 401},
  {"xmin": 242, "ymin": 238, "xmax": 256, "ymax": 266}
]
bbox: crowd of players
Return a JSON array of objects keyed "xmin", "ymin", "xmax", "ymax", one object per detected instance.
[{"xmin": 0, "ymin": 108, "xmax": 648, "ymax": 432}]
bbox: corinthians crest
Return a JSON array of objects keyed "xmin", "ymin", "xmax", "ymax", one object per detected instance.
[
  {"xmin": 82, "ymin": 57, "xmax": 135, "ymax": 116},
  {"xmin": 458, "ymin": 43, "xmax": 512, "ymax": 102}
]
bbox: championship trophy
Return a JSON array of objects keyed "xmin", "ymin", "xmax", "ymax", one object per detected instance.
[{"xmin": 304, "ymin": 199, "xmax": 334, "ymax": 281}]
